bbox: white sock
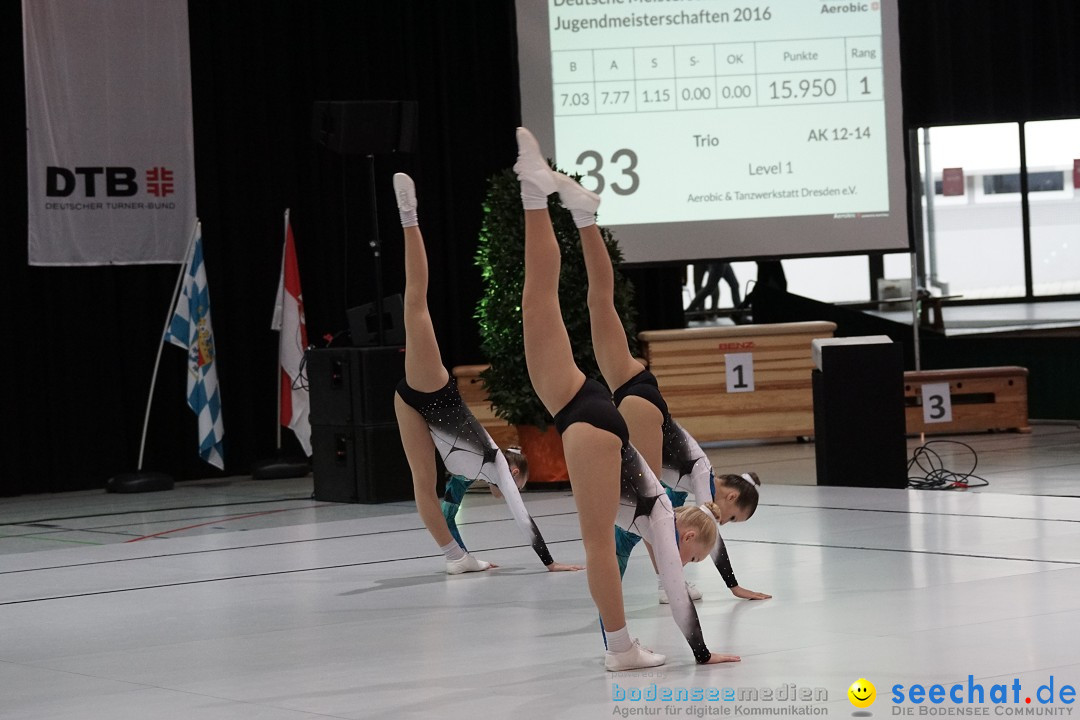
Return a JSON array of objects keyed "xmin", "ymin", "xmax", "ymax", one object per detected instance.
[
  {"xmin": 399, "ymin": 207, "xmax": 418, "ymax": 228},
  {"xmin": 606, "ymin": 624, "xmax": 632, "ymax": 653},
  {"xmin": 570, "ymin": 207, "xmax": 596, "ymax": 228},
  {"xmin": 519, "ymin": 181, "xmax": 550, "ymax": 211},
  {"xmin": 441, "ymin": 541, "xmax": 466, "ymax": 562}
]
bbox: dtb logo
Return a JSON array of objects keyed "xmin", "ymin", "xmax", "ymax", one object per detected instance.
[{"xmin": 46, "ymin": 166, "xmax": 175, "ymax": 197}]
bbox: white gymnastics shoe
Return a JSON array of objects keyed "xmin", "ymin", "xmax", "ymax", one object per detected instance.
[
  {"xmin": 659, "ymin": 580, "xmax": 703, "ymax": 604},
  {"xmin": 392, "ymin": 172, "xmax": 418, "ymax": 227},
  {"xmin": 446, "ymin": 554, "xmax": 493, "ymax": 575},
  {"xmin": 553, "ymin": 171, "xmax": 600, "ymax": 214},
  {"xmin": 605, "ymin": 639, "xmax": 667, "ymax": 672},
  {"xmin": 392, "ymin": 172, "xmax": 417, "ymax": 212},
  {"xmin": 514, "ymin": 127, "xmax": 557, "ymax": 197}
]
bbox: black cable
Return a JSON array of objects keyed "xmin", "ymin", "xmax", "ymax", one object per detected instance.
[{"xmin": 907, "ymin": 440, "xmax": 989, "ymax": 490}]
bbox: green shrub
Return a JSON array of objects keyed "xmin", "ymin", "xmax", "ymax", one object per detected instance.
[{"xmin": 474, "ymin": 166, "xmax": 637, "ymax": 429}]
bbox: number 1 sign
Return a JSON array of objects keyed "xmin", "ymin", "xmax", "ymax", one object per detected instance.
[{"xmin": 725, "ymin": 352, "xmax": 755, "ymax": 393}]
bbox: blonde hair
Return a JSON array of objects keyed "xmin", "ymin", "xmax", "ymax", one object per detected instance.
[{"xmin": 674, "ymin": 504, "xmax": 719, "ymax": 553}]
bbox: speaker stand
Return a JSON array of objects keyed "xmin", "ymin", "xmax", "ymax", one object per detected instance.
[{"xmin": 364, "ymin": 153, "xmax": 387, "ymax": 346}]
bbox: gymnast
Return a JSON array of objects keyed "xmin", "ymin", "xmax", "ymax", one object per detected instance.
[
  {"xmin": 516, "ymin": 127, "xmax": 739, "ymax": 669},
  {"xmin": 440, "ymin": 446, "xmax": 526, "ymax": 551},
  {"xmin": 659, "ymin": 428, "xmax": 770, "ymax": 601},
  {"xmin": 392, "ymin": 172, "xmax": 584, "ymax": 575},
  {"xmin": 549, "ymin": 167, "xmax": 771, "ymax": 604}
]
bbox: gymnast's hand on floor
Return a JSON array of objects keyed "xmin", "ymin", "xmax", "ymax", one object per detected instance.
[
  {"xmin": 731, "ymin": 585, "xmax": 772, "ymax": 600},
  {"xmin": 545, "ymin": 561, "xmax": 586, "ymax": 572},
  {"xmin": 703, "ymin": 653, "xmax": 741, "ymax": 664}
]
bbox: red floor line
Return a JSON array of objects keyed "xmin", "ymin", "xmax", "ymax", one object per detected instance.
[{"xmin": 123, "ymin": 509, "xmax": 291, "ymax": 543}]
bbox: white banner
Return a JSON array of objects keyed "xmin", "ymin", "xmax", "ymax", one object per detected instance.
[{"xmin": 23, "ymin": 0, "xmax": 197, "ymax": 265}]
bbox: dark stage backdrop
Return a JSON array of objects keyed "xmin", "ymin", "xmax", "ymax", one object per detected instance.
[{"xmin": 3, "ymin": 1, "xmax": 1080, "ymax": 494}]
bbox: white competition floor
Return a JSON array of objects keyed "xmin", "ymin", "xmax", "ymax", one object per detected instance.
[{"xmin": 3, "ymin": 426, "xmax": 1080, "ymax": 719}]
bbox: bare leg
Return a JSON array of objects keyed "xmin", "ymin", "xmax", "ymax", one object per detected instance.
[
  {"xmin": 401, "ymin": 222, "xmax": 450, "ymax": 393},
  {"xmin": 578, "ymin": 224, "xmax": 647, "ymax": 389},
  {"xmin": 516, "ymin": 129, "xmax": 629, "ymax": 634},
  {"xmin": 393, "ymin": 174, "xmax": 489, "ymax": 572},
  {"xmin": 562, "ymin": 184, "xmax": 664, "ymax": 477},
  {"xmin": 521, "ymin": 209, "xmax": 587, "ymax": 414},
  {"xmin": 562, "ymin": 423, "xmax": 625, "ymax": 629},
  {"xmin": 396, "ymin": 209, "xmax": 453, "ymax": 546},
  {"xmin": 395, "ymin": 394, "xmax": 454, "ymax": 547}
]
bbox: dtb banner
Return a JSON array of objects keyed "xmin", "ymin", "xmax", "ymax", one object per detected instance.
[{"xmin": 23, "ymin": 0, "xmax": 196, "ymax": 265}]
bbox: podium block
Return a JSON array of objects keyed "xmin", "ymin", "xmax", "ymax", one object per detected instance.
[{"xmin": 812, "ymin": 341, "xmax": 907, "ymax": 489}]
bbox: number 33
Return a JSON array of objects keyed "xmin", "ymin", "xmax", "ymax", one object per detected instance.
[{"xmin": 575, "ymin": 149, "xmax": 640, "ymax": 196}]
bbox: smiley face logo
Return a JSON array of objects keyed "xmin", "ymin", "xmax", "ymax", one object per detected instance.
[{"xmin": 848, "ymin": 678, "xmax": 876, "ymax": 708}]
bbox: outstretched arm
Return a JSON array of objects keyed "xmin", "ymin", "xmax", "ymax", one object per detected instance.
[
  {"xmin": 637, "ymin": 493, "xmax": 739, "ymax": 665},
  {"xmin": 485, "ymin": 453, "xmax": 584, "ymax": 572},
  {"xmin": 711, "ymin": 534, "xmax": 772, "ymax": 600}
]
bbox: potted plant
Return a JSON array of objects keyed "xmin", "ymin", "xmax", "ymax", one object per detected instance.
[{"xmin": 474, "ymin": 167, "xmax": 637, "ymax": 483}]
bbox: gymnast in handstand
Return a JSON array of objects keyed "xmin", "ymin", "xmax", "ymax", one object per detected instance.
[
  {"xmin": 515, "ymin": 127, "xmax": 739, "ymax": 669},
  {"xmin": 392, "ymin": 172, "xmax": 583, "ymax": 575},
  {"xmin": 548, "ymin": 163, "xmax": 771, "ymax": 604}
]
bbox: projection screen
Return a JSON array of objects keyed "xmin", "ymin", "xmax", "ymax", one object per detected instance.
[{"xmin": 517, "ymin": 0, "xmax": 911, "ymax": 263}]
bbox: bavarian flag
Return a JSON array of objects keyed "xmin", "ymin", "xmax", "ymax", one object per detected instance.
[{"xmin": 164, "ymin": 222, "xmax": 225, "ymax": 469}]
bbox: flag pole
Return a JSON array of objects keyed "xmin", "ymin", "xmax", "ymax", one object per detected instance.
[
  {"xmin": 252, "ymin": 209, "xmax": 309, "ymax": 480},
  {"xmin": 274, "ymin": 209, "xmax": 288, "ymax": 452},
  {"xmin": 105, "ymin": 220, "xmax": 199, "ymax": 493},
  {"xmin": 138, "ymin": 220, "xmax": 200, "ymax": 470}
]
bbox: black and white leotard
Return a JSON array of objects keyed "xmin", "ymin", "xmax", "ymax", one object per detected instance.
[
  {"xmin": 554, "ymin": 377, "xmax": 713, "ymax": 663},
  {"xmin": 660, "ymin": 417, "xmax": 740, "ymax": 589},
  {"xmin": 397, "ymin": 378, "xmax": 553, "ymax": 566},
  {"xmin": 613, "ymin": 370, "xmax": 742, "ymax": 589}
]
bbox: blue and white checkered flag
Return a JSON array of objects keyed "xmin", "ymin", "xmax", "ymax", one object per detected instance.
[{"xmin": 163, "ymin": 223, "xmax": 225, "ymax": 469}]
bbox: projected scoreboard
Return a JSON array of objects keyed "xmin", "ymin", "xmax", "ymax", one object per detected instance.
[{"xmin": 549, "ymin": 2, "xmax": 889, "ymax": 226}]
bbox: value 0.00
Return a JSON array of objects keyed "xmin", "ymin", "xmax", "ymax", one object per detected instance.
[{"xmin": 719, "ymin": 84, "xmax": 753, "ymax": 100}]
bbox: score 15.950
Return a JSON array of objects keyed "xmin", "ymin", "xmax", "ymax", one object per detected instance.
[{"xmin": 574, "ymin": 148, "xmax": 640, "ymax": 196}]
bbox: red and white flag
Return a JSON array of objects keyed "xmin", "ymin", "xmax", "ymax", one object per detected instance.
[{"xmin": 271, "ymin": 210, "xmax": 312, "ymax": 456}]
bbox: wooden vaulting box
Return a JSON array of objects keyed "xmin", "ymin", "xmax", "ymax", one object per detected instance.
[
  {"xmin": 638, "ymin": 321, "xmax": 837, "ymax": 442},
  {"xmin": 904, "ymin": 366, "xmax": 1030, "ymax": 435}
]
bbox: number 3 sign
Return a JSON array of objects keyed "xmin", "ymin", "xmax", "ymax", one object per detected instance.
[
  {"xmin": 921, "ymin": 382, "xmax": 953, "ymax": 424},
  {"xmin": 725, "ymin": 353, "xmax": 755, "ymax": 393}
]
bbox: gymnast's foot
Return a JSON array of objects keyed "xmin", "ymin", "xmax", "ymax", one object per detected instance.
[
  {"xmin": 446, "ymin": 553, "xmax": 496, "ymax": 575},
  {"xmin": 659, "ymin": 580, "xmax": 703, "ymax": 604},
  {"xmin": 605, "ymin": 640, "xmax": 667, "ymax": 672},
  {"xmin": 392, "ymin": 172, "xmax": 418, "ymax": 227},
  {"xmin": 514, "ymin": 127, "xmax": 557, "ymax": 209},
  {"xmin": 553, "ymin": 171, "xmax": 600, "ymax": 228},
  {"xmin": 553, "ymin": 171, "xmax": 600, "ymax": 213}
]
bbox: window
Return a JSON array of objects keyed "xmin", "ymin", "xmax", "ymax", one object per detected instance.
[{"xmin": 1024, "ymin": 119, "xmax": 1080, "ymax": 296}]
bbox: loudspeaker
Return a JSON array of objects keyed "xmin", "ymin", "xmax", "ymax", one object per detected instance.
[
  {"xmin": 347, "ymin": 295, "xmax": 405, "ymax": 347},
  {"xmin": 312, "ymin": 100, "xmax": 418, "ymax": 155},
  {"xmin": 311, "ymin": 423, "xmax": 411, "ymax": 503},
  {"xmin": 812, "ymin": 342, "xmax": 907, "ymax": 489},
  {"xmin": 306, "ymin": 346, "xmax": 405, "ymax": 426}
]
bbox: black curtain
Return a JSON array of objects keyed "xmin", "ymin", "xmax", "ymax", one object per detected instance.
[
  {"xmin": 4, "ymin": 1, "xmax": 1080, "ymax": 494},
  {"xmin": 899, "ymin": 0, "xmax": 1080, "ymax": 126},
  {"xmin": 2, "ymin": 1, "xmax": 520, "ymax": 494}
]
